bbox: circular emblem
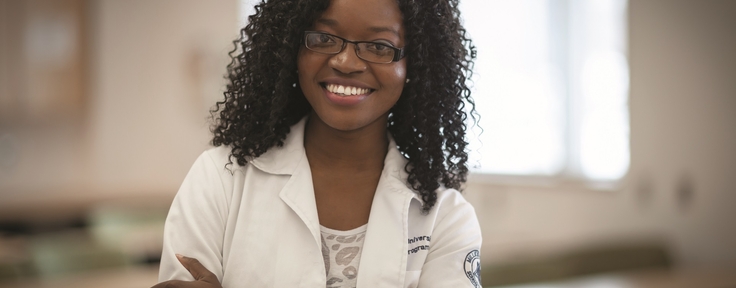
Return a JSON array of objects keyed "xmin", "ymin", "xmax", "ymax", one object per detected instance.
[{"xmin": 464, "ymin": 250, "xmax": 481, "ymax": 288}]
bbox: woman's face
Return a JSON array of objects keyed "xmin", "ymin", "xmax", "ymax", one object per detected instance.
[{"xmin": 297, "ymin": 0, "xmax": 406, "ymax": 132}]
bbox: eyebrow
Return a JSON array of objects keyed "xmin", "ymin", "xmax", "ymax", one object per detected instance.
[{"xmin": 315, "ymin": 18, "xmax": 400, "ymax": 37}]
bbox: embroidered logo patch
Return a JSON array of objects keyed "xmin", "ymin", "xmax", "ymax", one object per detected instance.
[{"xmin": 464, "ymin": 250, "xmax": 481, "ymax": 288}]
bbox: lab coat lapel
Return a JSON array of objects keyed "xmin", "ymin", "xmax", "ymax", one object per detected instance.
[
  {"xmin": 278, "ymin": 151, "xmax": 322, "ymax": 251},
  {"xmin": 251, "ymin": 118, "xmax": 322, "ymax": 251},
  {"xmin": 357, "ymin": 141, "xmax": 419, "ymax": 287}
]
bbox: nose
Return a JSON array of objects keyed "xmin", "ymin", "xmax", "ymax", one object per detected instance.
[{"xmin": 328, "ymin": 43, "xmax": 368, "ymax": 74}]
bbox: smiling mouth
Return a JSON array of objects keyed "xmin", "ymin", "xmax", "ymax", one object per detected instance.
[{"xmin": 321, "ymin": 83, "xmax": 374, "ymax": 96}]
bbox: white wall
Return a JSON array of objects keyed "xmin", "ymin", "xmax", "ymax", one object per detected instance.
[
  {"xmin": 465, "ymin": 0, "xmax": 736, "ymax": 267},
  {"xmin": 86, "ymin": 0, "xmax": 237, "ymax": 195},
  {"xmin": 0, "ymin": 0, "xmax": 238, "ymax": 219}
]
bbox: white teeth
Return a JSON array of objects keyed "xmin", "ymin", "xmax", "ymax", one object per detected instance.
[{"xmin": 326, "ymin": 84, "xmax": 370, "ymax": 96}]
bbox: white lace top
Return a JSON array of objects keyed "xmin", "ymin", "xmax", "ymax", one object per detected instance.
[{"xmin": 320, "ymin": 224, "xmax": 368, "ymax": 288}]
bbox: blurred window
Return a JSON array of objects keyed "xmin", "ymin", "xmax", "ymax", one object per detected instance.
[{"xmin": 461, "ymin": 0, "xmax": 630, "ymax": 182}]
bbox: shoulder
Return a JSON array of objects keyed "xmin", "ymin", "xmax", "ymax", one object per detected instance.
[
  {"xmin": 179, "ymin": 146, "xmax": 250, "ymax": 206},
  {"xmin": 201, "ymin": 146, "xmax": 240, "ymax": 170},
  {"xmin": 409, "ymin": 186, "xmax": 477, "ymax": 220},
  {"xmin": 408, "ymin": 187, "xmax": 483, "ymax": 288},
  {"xmin": 193, "ymin": 145, "xmax": 255, "ymax": 178},
  {"xmin": 430, "ymin": 187, "xmax": 479, "ymax": 229},
  {"xmin": 434, "ymin": 187, "xmax": 473, "ymax": 209},
  {"xmin": 407, "ymin": 186, "xmax": 480, "ymax": 242}
]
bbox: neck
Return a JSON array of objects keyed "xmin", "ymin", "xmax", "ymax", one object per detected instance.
[{"xmin": 304, "ymin": 113, "xmax": 389, "ymax": 171}]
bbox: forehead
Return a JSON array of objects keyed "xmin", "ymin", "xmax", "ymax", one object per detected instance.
[{"xmin": 315, "ymin": 0, "xmax": 404, "ymax": 38}]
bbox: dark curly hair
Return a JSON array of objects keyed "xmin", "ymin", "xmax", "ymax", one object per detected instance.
[{"xmin": 211, "ymin": 0, "xmax": 477, "ymax": 213}]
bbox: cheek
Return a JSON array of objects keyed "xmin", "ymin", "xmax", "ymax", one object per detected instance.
[
  {"xmin": 392, "ymin": 61, "xmax": 407, "ymax": 81},
  {"xmin": 297, "ymin": 55, "xmax": 321, "ymax": 101},
  {"xmin": 297, "ymin": 49, "xmax": 329, "ymax": 93},
  {"xmin": 380, "ymin": 61, "xmax": 407, "ymax": 96}
]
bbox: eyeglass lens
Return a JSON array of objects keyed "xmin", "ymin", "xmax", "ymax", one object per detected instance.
[{"xmin": 305, "ymin": 32, "xmax": 396, "ymax": 63}]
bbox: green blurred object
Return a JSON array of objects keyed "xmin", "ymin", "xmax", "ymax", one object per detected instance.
[
  {"xmin": 87, "ymin": 204, "xmax": 167, "ymax": 263},
  {"xmin": 0, "ymin": 203, "xmax": 168, "ymax": 283},
  {"xmin": 29, "ymin": 230, "xmax": 129, "ymax": 278}
]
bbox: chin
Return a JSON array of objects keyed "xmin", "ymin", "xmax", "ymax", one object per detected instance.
[{"xmin": 311, "ymin": 111, "xmax": 385, "ymax": 133}]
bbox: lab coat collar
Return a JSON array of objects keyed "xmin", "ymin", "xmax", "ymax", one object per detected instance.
[
  {"xmin": 248, "ymin": 118, "xmax": 309, "ymax": 176},
  {"xmin": 250, "ymin": 117, "xmax": 421, "ymax": 203},
  {"xmin": 252, "ymin": 117, "xmax": 423, "ymax": 286}
]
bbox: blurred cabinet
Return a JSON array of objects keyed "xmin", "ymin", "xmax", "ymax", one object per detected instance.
[{"xmin": 0, "ymin": 0, "xmax": 87, "ymax": 123}]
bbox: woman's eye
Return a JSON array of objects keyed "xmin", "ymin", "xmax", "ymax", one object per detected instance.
[
  {"xmin": 366, "ymin": 43, "xmax": 392, "ymax": 55},
  {"xmin": 318, "ymin": 34, "xmax": 334, "ymax": 44}
]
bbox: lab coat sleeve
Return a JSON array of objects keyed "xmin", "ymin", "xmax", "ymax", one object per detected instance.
[
  {"xmin": 158, "ymin": 150, "xmax": 230, "ymax": 283},
  {"xmin": 417, "ymin": 190, "xmax": 483, "ymax": 288}
]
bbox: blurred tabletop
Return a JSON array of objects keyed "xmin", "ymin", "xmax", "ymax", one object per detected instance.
[
  {"xmin": 0, "ymin": 264, "xmax": 734, "ymax": 288},
  {"xmin": 0, "ymin": 265, "xmax": 159, "ymax": 288},
  {"xmin": 495, "ymin": 265, "xmax": 736, "ymax": 288}
]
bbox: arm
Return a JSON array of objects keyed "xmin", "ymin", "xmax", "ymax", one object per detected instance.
[
  {"xmin": 418, "ymin": 191, "xmax": 483, "ymax": 288},
  {"xmin": 158, "ymin": 151, "xmax": 230, "ymax": 283},
  {"xmin": 152, "ymin": 255, "xmax": 222, "ymax": 288}
]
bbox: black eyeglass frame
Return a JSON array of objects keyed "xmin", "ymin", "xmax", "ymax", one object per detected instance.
[{"xmin": 303, "ymin": 31, "xmax": 406, "ymax": 63}]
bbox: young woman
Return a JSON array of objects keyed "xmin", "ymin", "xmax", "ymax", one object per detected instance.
[{"xmin": 153, "ymin": 0, "xmax": 481, "ymax": 287}]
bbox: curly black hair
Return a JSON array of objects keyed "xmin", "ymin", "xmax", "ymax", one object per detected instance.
[{"xmin": 211, "ymin": 0, "xmax": 477, "ymax": 213}]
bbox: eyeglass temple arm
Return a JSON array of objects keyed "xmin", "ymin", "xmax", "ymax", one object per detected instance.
[{"xmin": 392, "ymin": 47, "xmax": 406, "ymax": 62}]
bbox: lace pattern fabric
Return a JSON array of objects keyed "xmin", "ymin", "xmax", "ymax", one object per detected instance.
[{"xmin": 320, "ymin": 224, "xmax": 368, "ymax": 288}]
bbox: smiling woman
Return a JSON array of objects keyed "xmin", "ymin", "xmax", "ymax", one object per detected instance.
[
  {"xmin": 298, "ymin": 0, "xmax": 406, "ymax": 133},
  {"xmin": 152, "ymin": 0, "xmax": 481, "ymax": 287}
]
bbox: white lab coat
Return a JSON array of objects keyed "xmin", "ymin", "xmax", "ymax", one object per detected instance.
[{"xmin": 158, "ymin": 118, "xmax": 483, "ymax": 288}]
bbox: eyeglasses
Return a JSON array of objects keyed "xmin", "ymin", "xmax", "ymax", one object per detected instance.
[{"xmin": 303, "ymin": 31, "xmax": 406, "ymax": 64}]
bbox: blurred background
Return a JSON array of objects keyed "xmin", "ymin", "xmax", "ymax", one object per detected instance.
[{"xmin": 0, "ymin": 0, "xmax": 734, "ymax": 287}]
